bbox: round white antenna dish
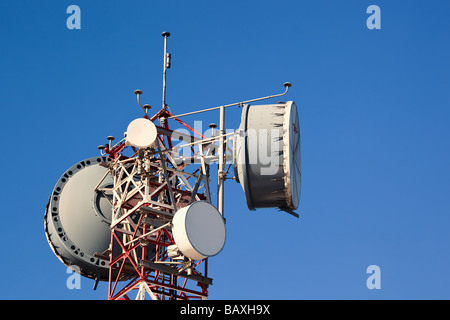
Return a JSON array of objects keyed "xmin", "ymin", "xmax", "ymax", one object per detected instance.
[
  {"xmin": 172, "ymin": 201, "xmax": 226, "ymax": 260},
  {"xmin": 125, "ymin": 118, "xmax": 157, "ymax": 149},
  {"xmin": 233, "ymin": 101, "xmax": 301, "ymax": 212}
]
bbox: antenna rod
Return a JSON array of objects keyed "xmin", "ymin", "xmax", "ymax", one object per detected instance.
[
  {"xmin": 162, "ymin": 31, "xmax": 171, "ymax": 109},
  {"xmin": 217, "ymin": 105, "xmax": 225, "ymax": 216},
  {"xmin": 168, "ymin": 82, "xmax": 292, "ymax": 119}
]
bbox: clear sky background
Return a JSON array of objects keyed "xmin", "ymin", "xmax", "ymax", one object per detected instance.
[{"xmin": 0, "ymin": 0, "xmax": 449, "ymax": 300}]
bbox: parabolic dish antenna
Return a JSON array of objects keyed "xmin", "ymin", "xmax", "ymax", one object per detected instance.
[
  {"xmin": 172, "ymin": 201, "xmax": 226, "ymax": 261},
  {"xmin": 44, "ymin": 157, "xmax": 115, "ymax": 281},
  {"xmin": 125, "ymin": 118, "xmax": 158, "ymax": 149},
  {"xmin": 233, "ymin": 101, "xmax": 301, "ymax": 214}
]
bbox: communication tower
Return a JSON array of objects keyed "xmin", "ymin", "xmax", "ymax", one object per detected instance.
[{"xmin": 44, "ymin": 32, "xmax": 301, "ymax": 300}]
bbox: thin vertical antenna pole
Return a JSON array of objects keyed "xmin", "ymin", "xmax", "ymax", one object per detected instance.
[
  {"xmin": 162, "ymin": 31, "xmax": 170, "ymax": 109},
  {"xmin": 217, "ymin": 105, "xmax": 225, "ymax": 216}
]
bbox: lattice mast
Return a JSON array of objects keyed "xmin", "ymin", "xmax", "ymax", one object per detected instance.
[
  {"xmin": 103, "ymin": 112, "xmax": 214, "ymax": 300},
  {"xmin": 93, "ymin": 32, "xmax": 218, "ymax": 300},
  {"xmin": 94, "ymin": 32, "xmax": 292, "ymax": 300}
]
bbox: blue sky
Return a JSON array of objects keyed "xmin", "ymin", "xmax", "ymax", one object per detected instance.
[{"xmin": 0, "ymin": 0, "xmax": 449, "ymax": 299}]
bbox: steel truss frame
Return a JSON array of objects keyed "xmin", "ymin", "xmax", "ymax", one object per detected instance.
[
  {"xmin": 94, "ymin": 77, "xmax": 287, "ymax": 300},
  {"xmin": 98, "ymin": 109, "xmax": 224, "ymax": 300}
]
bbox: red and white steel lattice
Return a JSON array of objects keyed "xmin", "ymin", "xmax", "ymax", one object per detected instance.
[{"xmin": 97, "ymin": 109, "xmax": 220, "ymax": 300}]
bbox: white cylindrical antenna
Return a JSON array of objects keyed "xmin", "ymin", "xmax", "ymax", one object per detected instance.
[{"xmin": 162, "ymin": 31, "xmax": 171, "ymax": 110}]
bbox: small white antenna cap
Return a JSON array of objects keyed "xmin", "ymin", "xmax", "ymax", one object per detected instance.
[{"xmin": 125, "ymin": 118, "xmax": 157, "ymax": 149}]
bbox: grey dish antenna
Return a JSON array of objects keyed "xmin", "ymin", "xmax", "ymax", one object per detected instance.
[
  {"xmin": 233, "ymin": 101, "xmax": 301, "ymax": 217},
  {"xmin": 44, "ymin": 157, "xmax": 115, "ymax": 281}
]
